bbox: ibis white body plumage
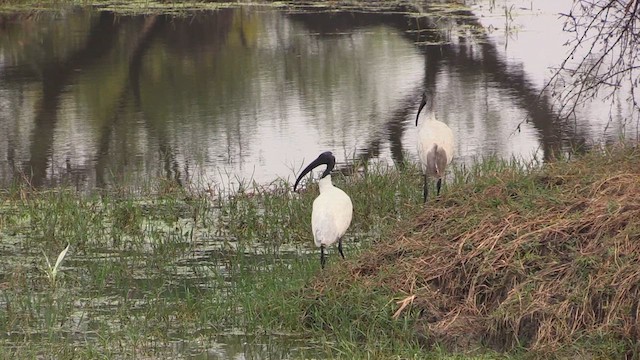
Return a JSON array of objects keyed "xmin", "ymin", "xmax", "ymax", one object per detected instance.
[
  {"xmin": 416, "ymin": 91, "xmax": 455, "ymax": 202},
  {"xmin": 312, "ymin": 175, "xmax": 353, "ymax": 249},
  {"xmin": 294, "ymin": 152, "xmax": 353, "ymax": 269}
]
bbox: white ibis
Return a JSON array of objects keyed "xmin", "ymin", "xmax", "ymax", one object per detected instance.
[
  {"xmin": 294, "ymin": 151, "xmax": 353, "ymax": 269},
  {"xmin": 416, "ymin": 90, "xmax": 454, "ymax": 202}
]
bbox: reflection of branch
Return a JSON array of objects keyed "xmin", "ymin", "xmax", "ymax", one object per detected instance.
[
  {"xmin": 412, "ymin": 9, "xmax": 589, "ymax": 160},
  {"xmin": 26, "ymin": 13, "xmax": 120, "ymax": 187},
  {"xmin": 130, "ymin": 16, "xmax": 159, "ymax": 106},
  {"xmin": 328, "ymin": 6, "xmax": 584, "ymax": 165},
  {"xmin": 347, "ymin": 94, "xmax": 417, "ymax": 170},
  {"xmin": 134, "ymin": 16, "xmax": 182, "ymax": 186},
  {"xmin": 95, "ymin": 16, "xmax": 161, "ymax": 188}
]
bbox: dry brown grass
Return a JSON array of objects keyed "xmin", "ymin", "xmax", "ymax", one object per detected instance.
[{"xmin": 306, "ymin": 144, "xmax": 640, "ymax": 356}]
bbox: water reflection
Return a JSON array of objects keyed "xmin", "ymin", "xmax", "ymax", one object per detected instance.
[{"xmin": 0, "ymin": 3, "xmax": 634, "ymax": 190}]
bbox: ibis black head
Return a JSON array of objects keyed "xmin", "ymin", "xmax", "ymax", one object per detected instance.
[
  {"xmin": 294, "ymin": 151, "xmax": 336, "ymax": 191},
  {"xmin": 416, "ymin": 91, "xmax": 433, "ymax": 126}
]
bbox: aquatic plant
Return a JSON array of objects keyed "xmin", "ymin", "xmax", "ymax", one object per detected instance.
[{"xmin": 42, "ymin": 243, "xmax": 70, "ymax": 287}]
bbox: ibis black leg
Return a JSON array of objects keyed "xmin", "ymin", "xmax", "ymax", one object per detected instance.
[
  {"xmin": 320, "ymin": 245, "xmax": 326, "ymax": 269},
  {"xmin": 423, "ymin": 174, "xmax": 429, "ymax": 203},
  {"xmin": 436, "ymin": 178, "xmax": 442, "ymax": 196},
  {"xmin": 338, "ymin": 238, "xmax": 345, "ymax": 259}
]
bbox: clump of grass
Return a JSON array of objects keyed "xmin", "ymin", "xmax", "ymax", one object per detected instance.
[
  {"xmin": 303, "ymin": 144, "xmax": 640, "ymax": 357},
  {"xmin": 42, "ymin": 243, "xmax": 70, "ymax": 287}
]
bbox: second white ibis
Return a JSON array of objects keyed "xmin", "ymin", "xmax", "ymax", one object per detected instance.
[{"xmin": 416, "ymin": 90, "xmax": 455, "ymax": 202}]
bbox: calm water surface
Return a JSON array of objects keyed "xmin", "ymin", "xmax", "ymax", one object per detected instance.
[{"xmin": 0, "ymin": 1, "xmax": 636, "ymax": 191}]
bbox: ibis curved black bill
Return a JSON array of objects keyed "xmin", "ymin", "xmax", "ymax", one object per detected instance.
[
  {"xmin": 293, "ymin": 151, "xmax": 336, "ymax": 191},
  {"xmin": 416, "ymin": 95, "xmax": 427, "ymax": 126},
  {"xmin": 416, "ymin": 91, "xmax": 429, "ymax": 126}
]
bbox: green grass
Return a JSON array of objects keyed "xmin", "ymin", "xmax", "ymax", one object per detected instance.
[{"xmin": 0, "ymin": 159, "xmax": 429, "ymax": 358}]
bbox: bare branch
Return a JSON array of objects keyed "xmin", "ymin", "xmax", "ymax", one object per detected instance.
[{"xmin": 544, "ymin": 0, "xmax": 640, "ymax": 126}]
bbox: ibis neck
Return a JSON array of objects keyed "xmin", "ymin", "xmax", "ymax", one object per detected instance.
[
  {"xmin": 419, "ymin": 109, "xmax": 437, "ymax": 124},
  {"xmin": 418, "ymin": 96, "xmax": 436, "ymax": 125},
  {"xmin": 318, "ymin": 175, "xmax": 334, "ymax": 193}
]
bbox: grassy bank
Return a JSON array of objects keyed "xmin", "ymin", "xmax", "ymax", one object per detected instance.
[
  {"xmin": 1, "ymin": 145, "xmax": 639, "ymax": 358},
  {"xmin": 304, "ymin": 144, "xmax": 640, "ymax": 358}
]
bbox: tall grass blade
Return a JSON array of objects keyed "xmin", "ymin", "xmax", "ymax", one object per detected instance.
[{"xmin": 42, "ymin": 243, "xmax": 70, "ymax": 285}]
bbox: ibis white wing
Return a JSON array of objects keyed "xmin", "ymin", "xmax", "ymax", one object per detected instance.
[{"xmin": 311, "ymin": 187, "xmax": 353, "ymax": 248}]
